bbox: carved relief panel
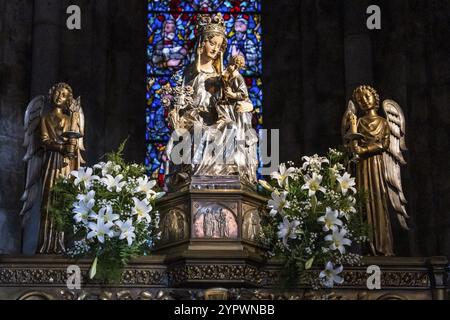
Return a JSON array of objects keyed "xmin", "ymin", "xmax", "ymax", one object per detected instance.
[
  {"xmin": 192, "ymin": 202, "xmax": 238, "ymax": 239},
  {"xmin": 160, "ymin": 207, "xmax": 189, "ymax": 243},
  {"xmin": 242, "ymin": 206, "xmax": 262, "ymax": 241}
]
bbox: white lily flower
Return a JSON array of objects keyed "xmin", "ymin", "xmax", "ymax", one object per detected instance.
[
  {"xmin": 116, "ymin": 219, "xmax": 136, "ymax": 246},
  {"xmin": 328, "ymin": 164, "xmax": 340, "ymax": 177},
  {"xmin": 135, "ymin": 176, "xmax": 157, "ymax": 197},
  {"xmin": 317, "ymin": 207, "xmax": 343, "ymax": 232},
  {"xmin": 93, "ymin": 161, "xmax": 106, "ymax": 174},
  {"xmin": 95, "ymin": 205, "xmax": 120, "ymax": 223},
  {"xmin": 93, "ymin": 162, "xmax": 106, "ymax": 169},
  {"xmin": 336, "ymin": 172, "xmax": 356, "ymax": 195},
  {"xmin": 270, "ymin": 163, "xmax": 296, "ymax": 188},
  {"xmin": 71, "ymin": 167, "xmax": 99, "ymax": 188},
  {"xmin": 73, "ymin": 202, "xmax": 94, "ymax": 225},
  {"xmin": 131, "ymin": 197, "xmax": 153, "ymax": 223},
  {"xmin": 72, "ymin": 190, "xmax": 96, "ymax": 225},
  {"xmin": 76, "ymin": 190, "xmax": 96, "ymax": 203},
  {"xmin": 301, "ymin": 154, "xmax": 329, "ymax": 172},
  {"xmin": 87, "ymin": 219, "xmax": 114, "ymax": 243},
  {"xmin": 325, "ymin": 228, "xmax": 352, "ymax": 254},
  {"xmin": 268, "ymin": 191, "xmax": 290, "ymax": 217},
  {"xmin": 319, "ymin": 261, "xmax": 344, "ymax": 288},
  {"xmin": 301, "ymin": 173, "xmax": 326, "ymax": 197},
  {"xmin": 94, "ymin": 161, "xmax": 122, "ymax": 177},
  {"xmin": 277, "ymin": 216, "xmax": 301, "ymax": 248},
  {"xmin": 94, "ymin": 161, "xmax": 108, "ymax": 176},
  {"xmin": 341, "ymin": 197, "xmax": 357, "ymax": 220},
  {"xmin": 101, "ymin": 174, "xmax": 126, "ymax": 192},
  {"xmin": 349, "ymin": 199, "xmax": 357, "ymax": 215}
]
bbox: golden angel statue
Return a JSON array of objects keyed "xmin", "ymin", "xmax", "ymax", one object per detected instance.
[
  {"xmin": 20, "ymin": 83, "xmax": 85, "ymax": 254},
  {"xmin": 342, "ymin": 85, "xmax": 408, "ymax": 256},
  {"xmin": 164, "ymin": 13, "xmax": 258, "ymax": 189}
]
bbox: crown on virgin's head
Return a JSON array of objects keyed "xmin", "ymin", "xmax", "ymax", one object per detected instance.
[{"xmin": 197, "ymin": 13, "xmax": 226, "ymax": 38}]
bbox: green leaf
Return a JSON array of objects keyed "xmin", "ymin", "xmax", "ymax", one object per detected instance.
[
  {"xmin": 89, "ymin": 256, "xmax": 98, "ymax": 279},
  {"xmin": 305, "ymin": 257, "xmax": 315, "ymax": 270}
]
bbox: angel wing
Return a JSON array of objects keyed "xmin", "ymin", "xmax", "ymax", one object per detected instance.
[
  {"xmin": 341, "ymin": 99, "xmax": 357, "ymax": 144},
  {"xmin": 76, "ymin": 97, "xmax": 85, "ymax": 147},
  {"xmin": 382, "ymin": 99, "xmax": 409, "ymax": 230},
  {"xmin": 69, "ymin": 96, "xmax": 86, "ymax": 163},
  {"xmin": 20, "ymin": 96, "xmax": 46, "ymax": 225}
]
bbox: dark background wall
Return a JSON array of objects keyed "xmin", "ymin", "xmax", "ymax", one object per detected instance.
[
  {"xmin": 0, "ymin": 0, "xmax": 33, "ymax": 253},
  {"xmin": 263, "ymin": 0, "xmax": 450, "ymax": 258},
  {"xmin": 0, "ymin": 0, "xmax": 449, "ymax": 258},
  {"xmin": 0, "ymin": 0, "xmax": 147, "ymax": 253}
]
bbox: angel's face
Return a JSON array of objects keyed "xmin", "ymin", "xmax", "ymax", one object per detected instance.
[
  {"xmin": 53, "ymin": 88, "xmax": 71, "ymax": 107},
  {"xmin": 357, "ymin": 90, "xmax": 376, "ymax": 111}
]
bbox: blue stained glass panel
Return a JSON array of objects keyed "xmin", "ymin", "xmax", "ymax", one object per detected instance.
[
  {"xmin": 147, "ymin": 0, "xmax": 262, "ymax": 180},
  {"xmin": 149, "ymin": 0, "xmax": 261, "ymax": 13},
  {"xmin": 147, "ymin": 13, "xmax": 261, "ymax": 77}
]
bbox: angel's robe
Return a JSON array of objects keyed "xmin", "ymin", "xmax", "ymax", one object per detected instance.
[
  {"xmin": 38, "ymin": 108, "xmax": 80, "ymax": 253},
  {"xmin": 356, "ymin": 115, "xmax": 394, "ymax": 256}
]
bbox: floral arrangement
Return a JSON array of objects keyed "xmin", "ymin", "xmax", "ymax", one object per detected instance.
[
  {"xmin": 258, "ymin": 149, "xmax": 368, "ymax": 288},
  {"xmin": 50, "ymin": 142, "xmax": 164, "ymax": 282}
]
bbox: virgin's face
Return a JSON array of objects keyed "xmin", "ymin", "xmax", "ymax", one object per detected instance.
[
  {"xmin": 203, "ymin": 35, "xmax": 224, "ymax": 61},
  {"xmin": 52, "ymin": 88, "xmax": 71, "ymax": 107}
]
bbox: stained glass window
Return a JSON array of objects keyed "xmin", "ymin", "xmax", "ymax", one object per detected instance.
[{"xmin": 146, "ymin": 0, "xmax": 262, "ymax": 184}]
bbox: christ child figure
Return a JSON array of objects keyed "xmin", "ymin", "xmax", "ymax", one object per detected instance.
[{"xmin": 216, "ymin": 55, "xmax": 253, "ymax": 129}]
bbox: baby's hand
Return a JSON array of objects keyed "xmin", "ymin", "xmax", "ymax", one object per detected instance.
[{"xmin": 225, "ymin": 87, "xmax": 236, "ymax": 99}]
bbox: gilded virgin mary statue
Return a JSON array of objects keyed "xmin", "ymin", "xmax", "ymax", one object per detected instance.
[
  {"xmin": 20, "ymin": 83, "xmax": 85, "ymax": 254},
  {"xmin": 342, "ymin": 85, "xmax": 408, "ymax": 256},
  {"xmin": 164, "ymin": 13, "xmax": 258, "ymax": 189}
]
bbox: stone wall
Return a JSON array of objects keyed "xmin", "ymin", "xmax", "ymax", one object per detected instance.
[
  {"xmin": 0, "ymin": 0, "xmax": 146, "ymax": 253},
  {"xmin": 263, "ymin": 0, "xmax": 450, "ymax": 258},
  {"xmin": 0, "ymin": 0, "xmax": 33, "ymax": 253}
]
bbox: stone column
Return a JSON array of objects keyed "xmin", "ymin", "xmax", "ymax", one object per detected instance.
[
  {"xmin": 20, "ymin": 0, "xmax": 63, "ymax": 253},
  {"xmin": 30, "ymin": 0, "xmax": 62, "ymax": 97},
  {"xmin": 343, "ymin": 0, "xmax": 374, "ymax": 99}
]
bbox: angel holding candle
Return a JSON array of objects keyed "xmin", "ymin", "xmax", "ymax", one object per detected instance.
[
  {"xmin": 20, "ymin": 83, "xmax": 85, "ymax": 254},
  {"xmin": 342, "ymin": 85, "xmax": 408, "ymax": 256}
]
